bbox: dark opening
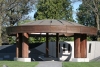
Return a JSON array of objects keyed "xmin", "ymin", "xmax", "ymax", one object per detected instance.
[
  {"xmin": 59, "ymin": 44, "xmax": 60, "ymax": 53},
  {"xmin": 88, "ymin": 43, "xmax": 91, "ymax": 53},
  {"xmin": 63, "ymin": 44, "xmax": 65, "ymax": 52},
  {"xmin": 68, "ymin": 44, "xmax": 70, "ymax": 53}
]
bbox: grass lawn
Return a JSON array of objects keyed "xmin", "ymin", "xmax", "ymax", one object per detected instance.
[
  {"xmin": 0, "ymin": 61, "xmax": 38, "ymax": 67},
  {"xmin": 63, "ymin": 62, "xmax": 100, "ymax": 67}
]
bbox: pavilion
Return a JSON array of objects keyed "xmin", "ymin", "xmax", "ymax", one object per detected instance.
[{"xmin": 6, "ymin": 19, "xmax": 97, "ymax": 62}]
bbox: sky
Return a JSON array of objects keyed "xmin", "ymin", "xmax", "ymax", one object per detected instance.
[
  {"xmin": 28, "ymin": 1, "xmax": 82, "ymax": 21},
  {"xmin": 72, "ymin": 1, "xmax": 82, "ymax": 21}
]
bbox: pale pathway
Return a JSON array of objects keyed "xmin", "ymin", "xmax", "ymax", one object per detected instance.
[{"xmin": 35, "ymin": 61, "xmax": 62, "ymax": 67}]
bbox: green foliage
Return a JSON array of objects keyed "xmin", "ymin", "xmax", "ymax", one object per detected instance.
[
  {"xmin": 29, "ymin": 37, "xmax": 46, "ymax": 43},
  {"xmin": 76, "ymin": 4, "xmax": 96, "ymax": 27},
  {"xmin": 77, "ymin": 0, "xmax": 100, "ymax": 29},
  {"xmin": 8, "ymin": 36, "xmax": 16, "ymax": 44},
  {"xmin": 87, "ymin": 36, "xmax": 92, "ymax": 41},
  {"xmin": 29, "ymin": 36, "xmax": 74, "ymax": 43},
  {"xmin": 0, "ymin": 0, "xmax": 36, "ymax": 44},
  {"xmin": 34, "ymin": 0, "xmax": 73, "ymax": 21},
  {"xmin": 29, "ymin": 37, "xmax": 35, "ymax": 43},
  {"xmin": 0, "ymin": 0, "xmax": 35, "ymax": 26},
  {"xmin": 59, "ymin": 37, "xmax": 74, "ymax": 41}
]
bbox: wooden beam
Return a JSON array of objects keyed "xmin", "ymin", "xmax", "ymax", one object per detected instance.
[
  {"xmin": 80, "ymin": 34, "xmax": 87, "ymax": 58},
  {"xmin": 46, "ymin": 33, "xmax": 49, "ymax": 57},
  {"xmin": 56, "ymin": 33, "xmax": 59, "ymax": 58},
  {"xmin": 22, "ymin": 33, "xmax": 29, "ymax": 58},
  {"xmin": 16, "ymin": 33, "xmax": 22, "ymax": 58},
  {"xmin": 74, "ymin": 33, "xmax": 81, "ymax": 58},
  {"xmin": 16, "ymin": 34, "xmax": 18, "ymax": 58}
]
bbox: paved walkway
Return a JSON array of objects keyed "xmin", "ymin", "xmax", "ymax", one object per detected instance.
[{"xmin": 35, "ymin": 61, "xmax": 62, "ymax": 67}]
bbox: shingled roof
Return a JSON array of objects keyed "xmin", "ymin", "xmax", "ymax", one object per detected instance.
[
  {"xmin": 21, "ymin": 19, "xmax": 84, "ymax": 26},
  {"xmin": 7, "ymin": 19, "xmax": 97, "ymax": 36}
]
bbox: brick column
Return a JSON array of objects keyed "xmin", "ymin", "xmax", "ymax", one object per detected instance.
[
  {"xmin": 74, "ymin": 33, "xmax": 81, "ymax": 58},
  {"xmin": 56, "ymin": 33, "xmax": 59, "ymax": 58},
  {"xmin": 22, "ymin": 33, "xmax": 29, "ymax": 58},
  {"xmin": 46, "ymin": 33, "xmax": 49, "ymax": 57},
  {"xmin": 80, "ymin": 34, "xmax": 87, "ymax": 58},
  {"xmin": 16, "ymin": 33, "xmax": 22, "ymax": 58}
]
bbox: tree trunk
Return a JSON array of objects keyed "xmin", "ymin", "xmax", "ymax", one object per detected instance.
[
  {"xmin": 96, "ymin": 14, "xmax": 100, "ymax": 41},
  {"xmin": 96, "ymin": 14, "xmax": 99, "ymax": 30},
  {"xmin": 0, "ymin": 17, "xmax": 2, "ymax": 45}
]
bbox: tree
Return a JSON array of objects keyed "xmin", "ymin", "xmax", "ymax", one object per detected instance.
[
  {"xmin": 76, "ymin": 0, "xmax": 100, "ymax": 40},
  {"xmin": 34, "ymin": 0, "xmax": 74, "ymax": 41},
  {"xmin": 34, "ymin": 0, "xmax": 73, "ymax": 21},
  {"xmin": 77, "ymin": 0, "xmax": 100, "ymax": 40},
  {"xmin": 82, "ymin": 0, "xmax": 100, "ymax": 30},
  {"xmin": 0, "ymin": 0, "xmax": 37, "ymax": 45},
  {"xmin": 77, "ymin": 4, "xmax": 96, "ymax": 27}
]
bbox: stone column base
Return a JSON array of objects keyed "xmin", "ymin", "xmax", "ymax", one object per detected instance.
[
  {"xmin": 72, "ymin": 58, "xmax": 89, "ymax": 62},
  {"xmin": 14, "ymin": 58, "xmax": 31, "ymax": 62}
]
